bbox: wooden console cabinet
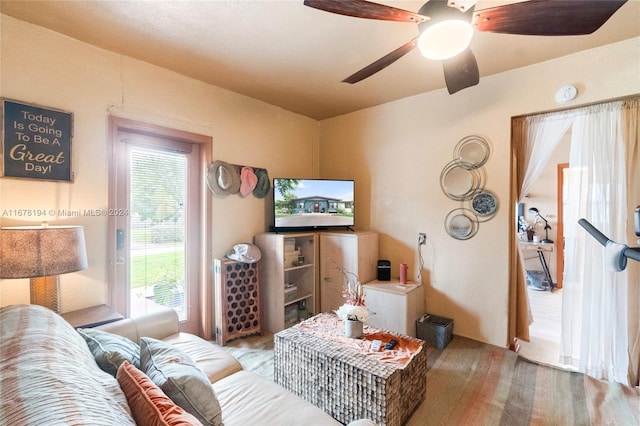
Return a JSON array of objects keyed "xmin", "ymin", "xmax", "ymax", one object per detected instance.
[{"xmin": 319, "ymin": 231, "xmax": 378, "ymax": 313}]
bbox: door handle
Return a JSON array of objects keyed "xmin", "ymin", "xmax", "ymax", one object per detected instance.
[{"xmin": 116, "ymin": 229, "xmax": 125, "ymax": 250}]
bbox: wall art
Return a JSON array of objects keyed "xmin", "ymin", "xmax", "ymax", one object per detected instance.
[{"xmin": 2, "ymin": 99, "xmax": 73, "ymax": 182}]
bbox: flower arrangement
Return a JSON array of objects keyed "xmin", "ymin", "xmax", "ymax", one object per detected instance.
[
  {"xmin": 332, "ymin": 260, "xmax": 369, "ymax": 323},
  {"xmin": 518, "ymin": 215, "xmax": 537, "ymax": 241},
  {"xmin": 335, "ymin": 304, "xmax": 369, "ymax": 323},
  {"xmin": 518, "ymin": 216, "xmax": 533, "ymax": 231}
]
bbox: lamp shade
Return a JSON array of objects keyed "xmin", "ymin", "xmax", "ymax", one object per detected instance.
[{"xmin": 0, "ymin": 226, "xmax": 88, "ymax": 279}]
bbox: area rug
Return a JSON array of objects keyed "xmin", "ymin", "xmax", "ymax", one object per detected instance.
[
  {"xmin": 410, "ymin": 336, "xmax": 640, "ymax": 426},
  {"xmin": 222, "ymin": 335, "xmax": 639, "ymax": 425},
  {"xmin": 222, "ymin": 339, "xmax": 274, "ymax": 380}
]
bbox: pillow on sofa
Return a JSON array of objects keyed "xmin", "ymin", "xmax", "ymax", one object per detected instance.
[
  {"xmin": 140, "ymin": 337, "xmax": 222, "ymax": 426},
  {"xmin": 77, "ymin": 327, "xmax": 140, "ymax": 376},
  {"xmin": 117, "ymin": 361, "xmax": 203, "ymax": 426}
]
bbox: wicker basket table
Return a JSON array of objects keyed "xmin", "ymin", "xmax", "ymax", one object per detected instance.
[{"xmin": 274, "ymin": 314, "xmax": 426, "ymax": 426}]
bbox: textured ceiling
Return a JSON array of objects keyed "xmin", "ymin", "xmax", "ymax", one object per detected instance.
[{"xmin": 2, "ymin": 0, "xmax": 639, "ymax": 119}]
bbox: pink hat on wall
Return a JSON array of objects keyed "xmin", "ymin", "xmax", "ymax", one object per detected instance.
[{"xmin": 239, "ymin": 167, "xmax": 258, "ymax": 197}]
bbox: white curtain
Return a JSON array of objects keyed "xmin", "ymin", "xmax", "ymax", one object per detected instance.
[
  {"xmin": 519, "ymin": 112, "xmax": 575, "ymax": 203},
  {"xmin": 561, "ymin": 99, "xmax": 640, "ymax": 385},
  {"xmin": 515, "ymin": 112, "xmax": 574, "ymax": 336}
]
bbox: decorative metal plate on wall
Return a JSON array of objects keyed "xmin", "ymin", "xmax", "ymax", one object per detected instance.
[
  {"xmin": 440, "ymin": 160, "xmax": 485, "ymax": 201},
  {"xmin": 445, "ymin": 208, "xmax": 479, "ymax": 240},
  {"xmin": 454, "ymin": 135, "xmax": 490, "ymax": 169},
  {"xmin": 440, "ymin": 135, "xmax": 497, "ymax": 240},
  {"xmin": 470, "ymin": 190, "xmax": 499, "ymax": 222}
]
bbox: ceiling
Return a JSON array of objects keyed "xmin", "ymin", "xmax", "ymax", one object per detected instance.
[{"xmin": 2, "ymin": 0, "xmax": 639, "ymax": 120}]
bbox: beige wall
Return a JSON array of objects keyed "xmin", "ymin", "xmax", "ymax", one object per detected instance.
[
  {"xmin": 0, "ymin": 15, "xmax": 318, "ymax": 312},
  {"xmin": 1, "ymin": 13, "xmax": 638, "ymax": 347},
  {"xmin": 318, "ymin": 37, "xmax": 640, "ymax": 346}
]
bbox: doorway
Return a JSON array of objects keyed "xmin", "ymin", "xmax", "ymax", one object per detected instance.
[
  {"xmin": 556, "ymin": 162, "xmax": 569, "ymax": 290},
  {"xmin": 510, "ymin": 97, "xmax": 640, "ymax": 383},
  {"xmin": 518, "ymin": 161, "xmax": 571, "ymax": 367},
  {"xmin": 509, "ymin": 115, "xmax": 571, "ymax": 367},
  {"xmin": 108, "ymin": 117, "xmax": 212, "ymax": 336}
]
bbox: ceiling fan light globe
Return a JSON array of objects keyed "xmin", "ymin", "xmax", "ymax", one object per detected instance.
[{"xmin": 418, "ymin": 20, "xmax": 473, "ymax": 60}]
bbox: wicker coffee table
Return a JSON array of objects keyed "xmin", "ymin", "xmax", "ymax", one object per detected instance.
[{"xmin": 274, "ymin": 313, "xmax": 426, "ymax": 426}]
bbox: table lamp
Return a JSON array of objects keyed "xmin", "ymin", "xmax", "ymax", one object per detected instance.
[
  {"xmin": 0, "ymin": 225, "xmax": 88, "ymax": 314},
  {"xmin": 528, "ymin": 207, "xmax": 553, "ymax": 243}
]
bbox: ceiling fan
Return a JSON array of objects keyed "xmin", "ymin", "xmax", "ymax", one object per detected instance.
[{"xmin": 303, "ymin": 0, "xmax": 627, "ymax": 94}]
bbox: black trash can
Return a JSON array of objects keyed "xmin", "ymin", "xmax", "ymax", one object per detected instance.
[{"xmin": 416, "ymin": 314, "xmax": 454, "ymax": 349}]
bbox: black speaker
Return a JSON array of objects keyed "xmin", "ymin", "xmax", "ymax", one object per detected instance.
[{"xmin": 377, "ymin": 260, "xmax": 391, "ymax": 281}]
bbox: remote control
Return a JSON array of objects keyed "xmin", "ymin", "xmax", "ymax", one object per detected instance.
[
  {"xmin": 370, "ymin": 340, "xmax": 382, "ymax": 352},
  {"xmin": 384, "ymin": 339, "xmax": 397, "ymax": 350}
]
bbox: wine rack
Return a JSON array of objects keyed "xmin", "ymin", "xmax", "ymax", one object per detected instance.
[{"xmin": 214, "ymin": 258, "xmax": 262, "ymax": 346}]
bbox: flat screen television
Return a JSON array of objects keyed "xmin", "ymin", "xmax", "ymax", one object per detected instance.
[{"xmin": 272, "ymin": 178, "xmax": 355, "ymax": 231}]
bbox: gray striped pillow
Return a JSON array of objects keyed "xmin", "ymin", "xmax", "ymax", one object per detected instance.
[{"xmin": 77, "ymin": 328, "xmax": 140, "ymax": 376}]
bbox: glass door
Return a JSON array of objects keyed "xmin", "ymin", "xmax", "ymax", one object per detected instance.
[
  {"xmin": 128, "ymin": 146, "xmax": 188, "ymax": 320},
  {"xmin": 108, "ymin": 117, "xmax": 211, "ymax": 336}
]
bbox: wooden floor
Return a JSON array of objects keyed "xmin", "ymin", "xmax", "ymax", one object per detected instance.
[
  {"xmin": 517, "ymin": 286, "xmax": 575, "ymax": 370},
  {"xmin": 226, "ymin": 291, "xmax": 576, "ymax": 370}
]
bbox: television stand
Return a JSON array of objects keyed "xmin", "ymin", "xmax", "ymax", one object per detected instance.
[
  {"xmin": 269, "ymin": 226, "xmax": 359, "ymax": 233},
  {"xmin": 269, "ymin": 226, "xmax": 326, "ymax": 233}
]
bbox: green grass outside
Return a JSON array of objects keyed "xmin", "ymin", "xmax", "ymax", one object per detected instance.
[{"xmin": 130, "ymin": 251, "xmax": 184, "ymax": 289}]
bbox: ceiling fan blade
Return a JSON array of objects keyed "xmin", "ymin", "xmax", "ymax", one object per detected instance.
[
  {"xmin": 342, "ymin": 37, "xmax": 419, "ymax": 84},
  {"xmin": 442, "ymin": 48, "xmax": 479, "ymax": 94},
  {"xmin": 304, "ymin": 0, "xmax": 428, "ymax": 23},
  {"xmin": 473, "ymin": 0, "xmax": 627, "ymax": 36}
]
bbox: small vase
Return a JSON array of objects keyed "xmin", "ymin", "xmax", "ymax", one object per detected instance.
[{"xmin": 344, "ymin": 318, "xmax": 363, "ymax": 338}]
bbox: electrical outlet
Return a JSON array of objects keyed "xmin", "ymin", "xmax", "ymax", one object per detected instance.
[{"xmin": 418, "ymin": 233, "xmax": 427, "ymax": 245}]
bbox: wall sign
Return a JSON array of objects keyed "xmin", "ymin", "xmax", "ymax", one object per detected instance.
[{"xmin": 2, "ymin": 99, "xmax": 73, "ymax": 182}]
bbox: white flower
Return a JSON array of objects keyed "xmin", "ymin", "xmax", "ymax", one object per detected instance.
[
  {"xmin": 335, "ymin": 304, "xmax": 369, "ymax": 323},
  {"xmin": 518, "ymin": 216, "xmax": 533, "ymax": 231}
]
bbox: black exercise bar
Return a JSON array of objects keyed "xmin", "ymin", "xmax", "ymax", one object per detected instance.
[{"xmin": 578, "ymin": 218, "xmax": 640, "ymax": 263}]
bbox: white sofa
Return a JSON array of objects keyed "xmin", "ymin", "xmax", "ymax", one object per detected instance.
[
  {"xmin": 0, "ymin": 304, "xmax": 373, "ymax": 425},
  {"xmin": 97, "ymin": 306, "xmax": 346, "ymax": 425}
]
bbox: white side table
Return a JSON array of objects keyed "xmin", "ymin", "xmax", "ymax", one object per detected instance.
[{"xmin": 362, "ymin": 280, "xmax": 425, "ymax": 337}]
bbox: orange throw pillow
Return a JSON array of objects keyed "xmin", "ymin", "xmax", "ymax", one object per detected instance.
[{"xmin": 117, "ymin": 361, "xmax": 203, "ymax": 426}]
